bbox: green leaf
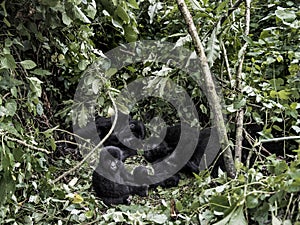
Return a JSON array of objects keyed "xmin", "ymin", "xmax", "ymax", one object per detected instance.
[
  {"xmin": 272, "ymin": 212, "xmax": 282, "ymax": 225},
  {"xmin": 30, "ymin": 69, "xmax": 52, "ymax": 76},
  {"xmin": 85, "ymin": 210, "xmax": 94, "ymax": 219},
  {"xmin": 275, "ymin": 8, "xmax": 296, "ymax": 22},
  {"xmin": 0, "ymin": 1, "xmax": 7, "ymax": 17},
  {"xmin": 0, "ymin": 173, "xmax": 16, "ymax": 205},
  {"xmin": 176, "ymin": 200, "xmax": 183, "ymax": 211},
  {"xmin": 105, "ymin": 68, "xmax": 118, "ymax": 77},
  {"xmin": 62, "ymin": 12, "xmax": 73, "ymax": 25},
  {"xmin": 206, "ymin": 24, "xmax": 221, "ymax": 67},
  {"xmin": 36, "ymin": 102, "xmax": 44, "ymax": 116},
  {"xmin": 73, "ymin": 5, "xmax": 91, "ymax": 23},
  {"xmin": 111, "ymin": 18, "xmax": 124, "ymax": 34},
  {"xmin": 148, "ymin": 2, "xmax": 163, "ymax": 24},
  {"xmin": 20, "ymin": 60, "xmax": 37, "ymax": 70},
  {"xmin": 78, "ymin": 60, "xmax": 89, "ymax": 71},
  {"xmin": 128, "ymin": 0, "xmax": 139, "ymax": 9},
  {"xmin": 252, "ymin": 111, "xmax": 263, "ymax": 124},
  {"xmin": 27, "ymin": 77, "xmax": 43, "ymax": 97},
  {"xmin": 216, "ymin": 0, "xmax": 228, "ymax": 14},
  {"xmin": 246, "ymin": 195, "xmax": 259, "ymax": 209},
  {"xmin": 86, "ymin": 4, "xmax": 97, "ymax": 19},
  {"xmin": 210, "ymin": 196, "xmax": 230, "ymax": 214},
  {"xmin": 228, "ymin": 206, "xmax": 247, "ymax": 225},
  {"xmin": 0, "ymin": 106, "xmax": 8, "ymax": 117},
  {"xmin": 5, "ymin": 100, "xmax": 17, "ymax": 117},
  {"xmin": 72, "ymin": 193, "xmax": 84, "ymax": 204},
  {"xmin": 1, "ymin": 54, "xmax": 16, "ymax": 69},
  {"xmin": 115, "ymin": 5, "xmax": 130, "ymax": 24},
  {"xmin": 214, "ymin": 206, "xmax": 246, "ymax": 225},
  {"xmin": 278, "ymin": 90, "xmax": 290, "ymax": 100},
  {"xmin": 291, "ymin": 126, "xmax": 300, "ymax": 133},
  {"xmin": 148, "ymin": 213, "xmax": 168, "ymax": 224},
  {"xmin": 270, "ymin": 90, "xmax": 277, "ymax": 98},
  {"xmin": 124, "ymin": 25, "xmax": 138, "ymax": 42}
]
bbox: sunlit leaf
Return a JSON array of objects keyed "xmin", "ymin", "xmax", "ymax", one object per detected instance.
[
  {"xmin": 275, "ymin": 8, "xmax": 296, "ymax": 22},
  {"xmin": 20, "ymin": 60, "xmax": 37, "ymax": 70},
  {"xmin": 72, "ymin": 193, "xmax": 84, "ymax": 204},
  {"xmin": 62, "ymin": 12, "xmax": 73, "ymax": 25},
  {"xmin": 73, "ymin": 5, "xmax": 91, "ymax": 23},
  {"xmin": 1, "ymin": 54, "xmax": 16, "ymax": 69}
]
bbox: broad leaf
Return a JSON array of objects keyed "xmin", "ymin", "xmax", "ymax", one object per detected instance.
[{"xmin": 20, "ymin": 60, "xmax": 37, "ymax": 70}]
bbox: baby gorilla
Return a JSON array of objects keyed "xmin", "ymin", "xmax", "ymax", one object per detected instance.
[{"xmin": 92, "ymin": 146, "xmax": 148, "ymax": 205}]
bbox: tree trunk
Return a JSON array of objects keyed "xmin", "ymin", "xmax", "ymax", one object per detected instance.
[{"xmin": 176, "ymin": 0, "xmax": 236, "ymax": 178}]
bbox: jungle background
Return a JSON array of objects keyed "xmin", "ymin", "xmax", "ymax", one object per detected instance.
[{"xmin": 0, "ymin": 0, "xmax": 299, "ymax": 224}]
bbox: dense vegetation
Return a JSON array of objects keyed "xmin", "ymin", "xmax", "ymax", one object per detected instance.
[{"xmin": 0, "ymin": 0, "xmax": 299, "ymax": 224}]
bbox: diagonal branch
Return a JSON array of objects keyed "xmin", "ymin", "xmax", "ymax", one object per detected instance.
[
  {"xmin": 176, "ymin": 0, "xmax": 236, "ymax": 178},
  {"xmin": 52, "ymin": 91, "xmax": 118, "ymax": 184}
]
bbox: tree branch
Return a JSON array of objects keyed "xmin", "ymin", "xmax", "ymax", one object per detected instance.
[
  {"xmin": 2, "ymin": 135, "xmax": 50, "ymax": 154},
  {"xmin": 234, "ymin": 0, "xmax": 251, "ymax": 163},
  {"xmin": 52, "ymin": 91, "xmax": 118, "ymax": 184},
  {"xmin": 177, "ymin": 0, "xmax": 236, "ymax": 178},
  {"xmin": 260, "ymin": 136, "xmax": 300, "ymax": 143}
]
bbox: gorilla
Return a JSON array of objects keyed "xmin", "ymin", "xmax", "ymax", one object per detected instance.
[
  {"xmin": 76, "ymin": 112, "xmax": 146, "ymax": 158},
  {"xmin": 142, "ymin": 124, "xmax": 220, "ymax": 175},
  {"xmin": 133, "ymin": 165, "xmax": 181, "ymax": 189},
  {"xmin": 142, "ymin": 140, "xmax": 173, "ymax": 163},
  {"xmin": 92, "ymin": 146, "xmax": 148, "ymax": 205}
]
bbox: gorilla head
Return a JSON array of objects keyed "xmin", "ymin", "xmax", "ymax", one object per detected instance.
[{"xmin": 92, "ymin": 146, "xmax": 148, "ymax": 205}]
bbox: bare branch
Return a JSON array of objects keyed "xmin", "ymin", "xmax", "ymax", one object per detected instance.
[
  {"xmin": 177, "ymin": 0, "xmax": 236, "ymax": 178},
  {"xmin": 234, "ymin": 0, "xmax": 251, "ymax": 163},
  {"xmin": 2, "ymin": 135, "xmax": 51, "ymax": 154},
  {"xmin": 260, "ymin": 136, "xmax": 300, "ymax": 143},
  {"xmin": 52, "ymin": 91, "xmax": 118, "ymax": 184}
]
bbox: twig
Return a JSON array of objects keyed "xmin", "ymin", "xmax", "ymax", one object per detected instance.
[
  {"xmin": 55, "ymin": 128, "xmax": 90, "ymax": 142},
  {"xmin": 2, "ymin": 135, "xmax": 50, "ymax": 154},
  {"xmin": 220, "ymin": 40, "xmax": 233, "ymax": 87},
  {"xmin": 243, "ymin": 129, "xmax": 272, "ymax": 156},
  {"xmin": 52, "ymin": 91, "xmax": 118, "ymax": 184},
  {"xmin": 260, "ymin": 136, "xmax": 300, "ymax": 143},
  {"xmin": 234, "ymin": 0, "xmax": 251, "ymax": 163}
]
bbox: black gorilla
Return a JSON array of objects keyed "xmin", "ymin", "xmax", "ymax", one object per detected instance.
[
  {"xmin": 76, "ymin": 113, "xmax": 146, "ymax": 159},
  {"xmin": 142, "ymin": 140, "xmax": 173, "ymax": 163},
  {"xmin": 92, "ymin": 146, "xmax": 148, "ymax": 205},
  {"xmin": 133, "ymin": 165, "xmax": 181, "ymax": 189},
  {"xmin": 91, "ymin": 115, "xmax": 220, "ymax": 205},
  {"xmin": 142, "ymin": 124, "xmax": 220, "ymax": 175}
]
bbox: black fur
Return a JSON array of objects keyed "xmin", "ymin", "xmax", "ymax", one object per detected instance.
[
  {"xmin": 133, "ymin": 165, "xmax": 180, "ymax": 189},
  {"xmin": 92, "ymin": 146, "xmax": 148, "ymax": 205}
]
